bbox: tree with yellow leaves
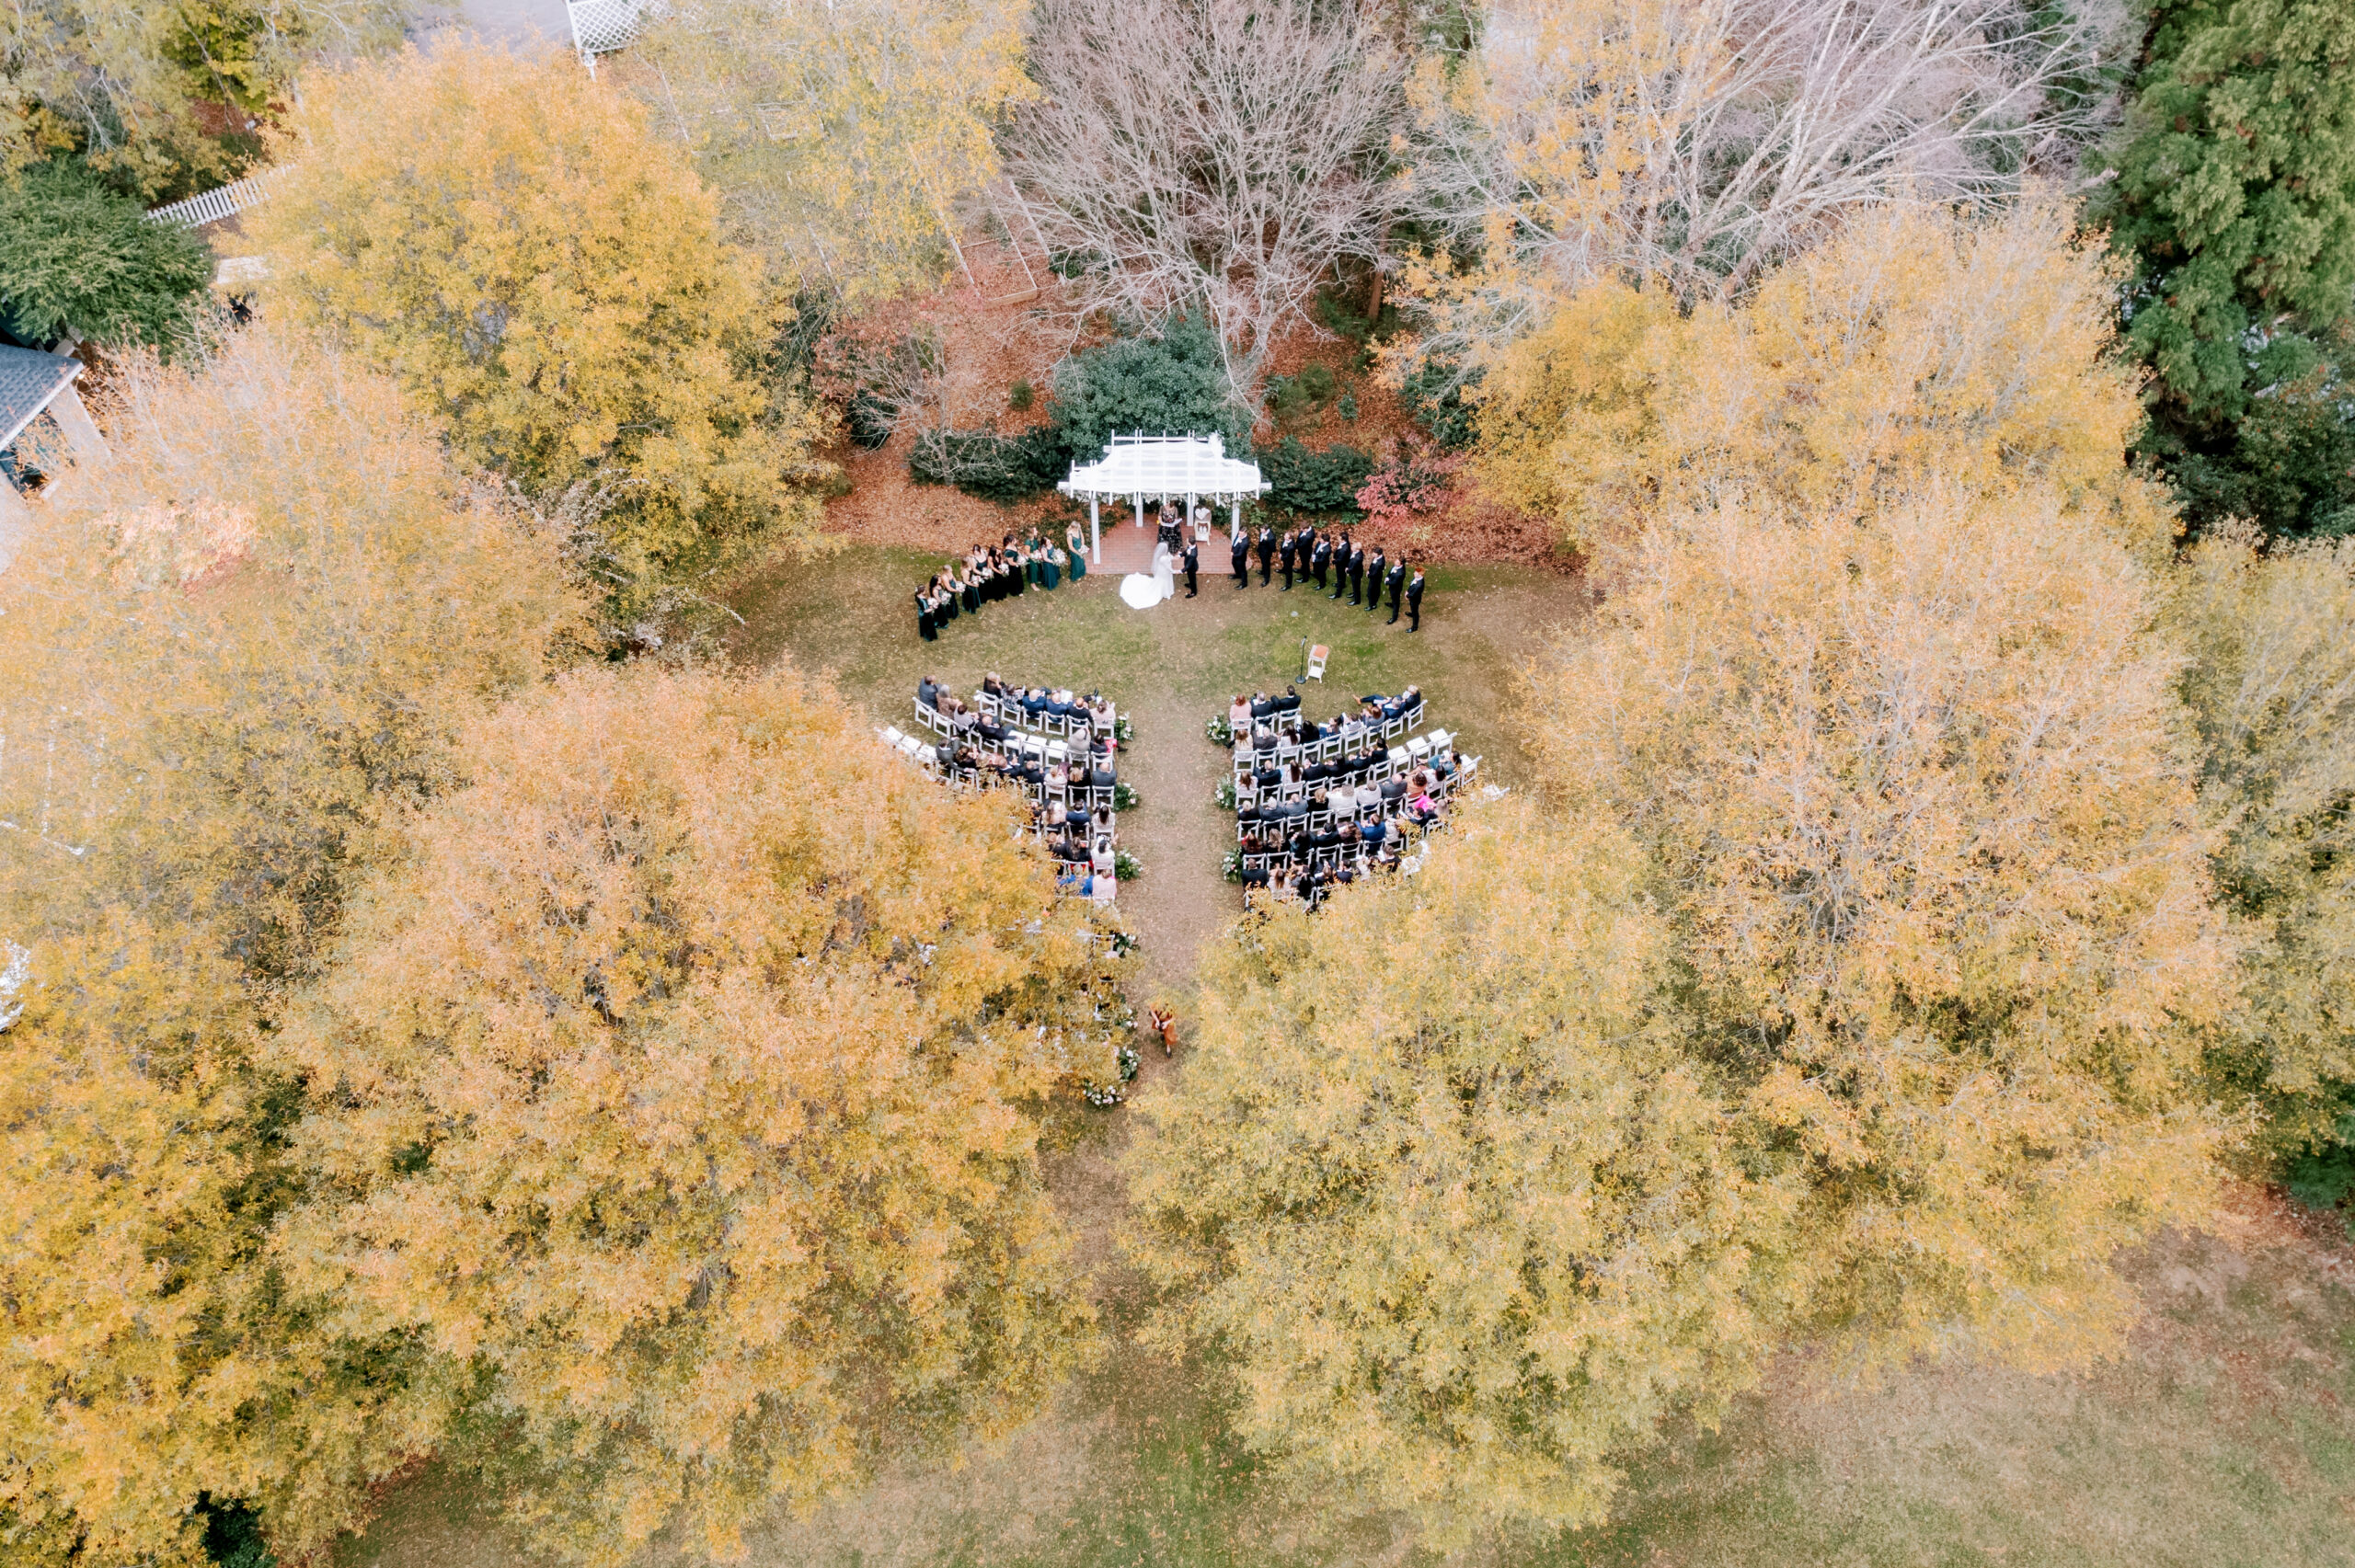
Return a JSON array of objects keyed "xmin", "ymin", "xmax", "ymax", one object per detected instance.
[
  {"xmin": 632, "ymin": 0, "xmax": 1033, "ymax": 303},
  {"xmin": 1530, "ymin": 486, "xmax": 2232, "ymax": 1372},
  {"xmin": 0, "ymin": 326, "xmax": 583, "ymax": 1568},
  {"xmin": 252, "ymin": 40, "xmax": 831, "ymax": 625},
  {"xmin": 276, "ymin": 666, "xmax": 1118, "ymax": 1564},
  {"xmin": 1393, "ymin": 0, "xmax": 2122, "ymax": 365},
  {"xmin": 1470, "ymin": 199, "xmax": 2159, "ymax": 555},
  {"xmin": 1124, "ymin": 804, "xmax": 1799, "ymax": 1541}
]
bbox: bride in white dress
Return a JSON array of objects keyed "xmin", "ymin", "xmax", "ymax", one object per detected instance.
[{"xmin": 1120, "ymin": 539, "xmax": 1183, "ymax": 609}]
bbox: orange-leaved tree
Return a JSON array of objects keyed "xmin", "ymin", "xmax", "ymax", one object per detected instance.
[
  {"xmin": 1122, "ymin": 803, "xmax": 1801, "ymax": 1540},
  {"xmin": 275, "ymin": 665, "xmax": 1119, "ymax": 1564},
  {"xmin": 1530, "ymin": 486, "xmax": 2233, "ymax": 1372},
  {"xmin": 0, "ymin": 326, "xmax": 584, "ymax": 1567},
  {"xmin": 252, "ymin": 40, "xmax": 833, "ymax": 624}
]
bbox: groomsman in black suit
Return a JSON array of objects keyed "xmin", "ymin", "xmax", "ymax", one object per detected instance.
[
  {"xmin": 1384, "ymin": 558, "xmax": 1407, "ymax": 624},
  {"xmin": 1310, "ymin": 530, "xmax": 1332, "ymax": 591},
  {"xmin": 1406, "ymin": 565, "xmax": 1426, "ymax": 631},
  {"xmin": 1257, "ymin": 524, "xmax": 1276, "ymax": 584},
  {"xmin": 1328, "ymin": 531, "xmax": 1351, "ymax": 600},
  {"xmin": 1280, "ymin": 529, "xmax": 1298, "ymax": 590},
  {"xmin": 1183, "ymin": 540, "xmax": 1200, "ymax": 597},
  {"xmin": 1231, "ymin": 527, "xmax": 1250, "ymax": 587},
  {"xmin": 1347, "ymin": 537, "xmax": 1367, "ymax": 604},
  {"xmin": 1364, "ymin": 547, "xmax": 1385, "ymax": 612}
]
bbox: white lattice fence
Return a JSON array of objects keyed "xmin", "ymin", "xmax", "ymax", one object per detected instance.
[
  {"xmin": 145, "ymin": 168, "xmax": 285, "ymax": 229},
  {"xmin": 569, "ymin": 0, "xmax": 649, "ymax": 53}
]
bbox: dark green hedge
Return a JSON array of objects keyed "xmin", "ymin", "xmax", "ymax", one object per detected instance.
[
  {"xmin": 908, "ymin": 425, "xmax": 1070, "ymax": 504},
  {"xmin": 1259, "ymin": 437, "xmax": 1373, "ymax": 515}
]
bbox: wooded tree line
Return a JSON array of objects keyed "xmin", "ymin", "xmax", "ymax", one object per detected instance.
[{"xmin": 2, "ymin": 0, "xmax": 2353, "ymax": 1562}]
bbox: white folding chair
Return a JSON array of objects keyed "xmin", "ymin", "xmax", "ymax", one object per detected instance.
[
  {"xmin": 1407, "ymin": 734, "xmax": 1432, "ymax": 762},
  {"xmin": 1305, "ymin": 644, "xmax": 1328, "ymax": 681},
  {"xmin": 880, "ymin": 726, "xmax": 905, "ymax": 748}
]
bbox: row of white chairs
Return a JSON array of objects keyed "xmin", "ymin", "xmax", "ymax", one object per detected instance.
[
  {"xmin": 1229, "ymin": 700, "xmax": 1423, "ymax": 773},
  {"xmin": 881, "ymin": 724, "xmax": 1117, "ymax": 811},
  {"xmin": 1237, "ymin": 756, "xmax": 1479, "ymax": 841},
  {"xmin": 973, "ymin": 688, "xmax": 1114, "ymax": 739},
  {"xmin": 918, "ymin": 703, "xmax": 1115, "ymax": 773},
  {"xmin": 1238, "ymin": 733, "xmax": 1455, "ymax": 802}
]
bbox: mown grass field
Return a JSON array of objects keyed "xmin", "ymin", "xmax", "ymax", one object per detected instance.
[{"xmin": 336, "ymin": 544, "xmax": 2355, "ymax": 1568}]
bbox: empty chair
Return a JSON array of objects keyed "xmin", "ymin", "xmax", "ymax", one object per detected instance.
[
  {"xmin": 1306, "ymin": 644, "xmax": 1328, "ymax": 681},
  {"xmin": 1407, "ymin": 733, "xmax": 1432, "ymax": 761}
]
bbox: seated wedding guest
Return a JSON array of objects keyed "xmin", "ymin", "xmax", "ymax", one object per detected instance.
[
  {"xmin": 983, "ymin": 671, "xmax": 1006, "ymax": 696},
  {"xmin": 977, "ymin": 715, "xmax": 1006, "ymax": 746},
  {"xmin": 1241, "ymin": 864, "xmax": 1269, "ymax": 890},
  {"xmin": 1252, "ymin": 725, "xmax": 1277, "ymax": 753},
  {"xmin": 1047, "ymin": 690, "xmax": 1074, "ymax": 718},
  {"xmin": 1338, "ymin": 822, "xmax": 1361, "ymax": 858},
  {"xmin": 1273, "ymin": 690, "xmax": 1300, "ymax": 714},
  {"xmin": 1089, "ymin": 693, "xmax": 1115, "ymax": 729},
  {"xmin": 1250, "ymin": 692, "xmax": 1274, "ymax": 720},
  {"xmin": 1329, "ymin": 782, "xmax": 1357, "ymax": 817},
  {"xmin": 1088, "ymin": 761, "xmax": 1116, "ymax": 789},
  {"xmin": 918, "ymin": 676, "xmax": 940, "ymax": 710},
  {"xmin": 1380, "ymin": 776, "xmax": 1406, "ymax": 807},
  {"xmin": 1228, "ymin": 694, "xmax": 1251, "ymax": 732},
  {"xmin": 1092, "ymin": 836, "xmax": 1115, "ymax": 876}
]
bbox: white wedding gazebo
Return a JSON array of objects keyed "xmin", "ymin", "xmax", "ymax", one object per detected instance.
[{"xmin": 1057, "ymin": 433, "xmax": 1270, "ymax": 564}]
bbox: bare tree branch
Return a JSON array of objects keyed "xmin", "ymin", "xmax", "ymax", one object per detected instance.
[{"xmin": 999, "ymin": 0, "xmax": 1407, "ymax": 406}]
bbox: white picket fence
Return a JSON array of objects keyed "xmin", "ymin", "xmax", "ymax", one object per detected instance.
[{"xmin": 145, "ymin": 168, "xmax": 285, "ymax": 229}]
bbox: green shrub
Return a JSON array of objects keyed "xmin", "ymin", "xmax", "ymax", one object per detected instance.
[
  {"xmin": 0, "ymin": 159, "xmax": 213, "ymax": 353},
  {"xmin": 1050, "ymin": 315, "xmax": 1246, "ymax": 459},
  {"xmin": 847, "ymin": 391, "xmax": 896, "ymax": 450},
  {"xmin": 1337, "ymin": 390, "xmax": 1359, "ymax": 421},
  {"xmin": 908, "ymin": 424, "xmax": 1069, "ymax": 503},
  {"xmin": 1399, "ymin": 359, "xmax": 1480, "ymax": 450},
  {"xmin": 2286, "ymin": 1115, "xmax": 2355, "ymax": 1238},
  {"xmin": 1009, "ymin": 378, "xmax": 1035, "ymax": 411},
  {"xmin": 1260, "ymin": 437, "xmax": 1373, "ymax": 515}
]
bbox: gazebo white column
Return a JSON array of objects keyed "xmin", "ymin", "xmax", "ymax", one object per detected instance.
[{"xmin": 1088, "ymin": 497, "xmax": 1101, "ymax": 564}]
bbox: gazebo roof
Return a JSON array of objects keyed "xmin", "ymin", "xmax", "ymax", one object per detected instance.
[
  {"xmin": 1058, "ymin": 433, "xmax": 1269, "ymax": 504},
  {"xmin": 0, "ymin": 345, "xmax": 80, "ymax": 455}
]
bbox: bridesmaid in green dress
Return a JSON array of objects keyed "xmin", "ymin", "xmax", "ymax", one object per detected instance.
[{"xmin": 1065, "ymin": 521, "xmax": 1087, "ymax": 581}]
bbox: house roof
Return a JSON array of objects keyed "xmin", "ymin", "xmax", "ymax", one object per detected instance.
[
  {"xmin": 1058, "ymin": 433, "xmax": 1269, "ymax": 504},
  {"xmin": 0, "ymin": 345, "xmax": 81, "ymax": 454}
]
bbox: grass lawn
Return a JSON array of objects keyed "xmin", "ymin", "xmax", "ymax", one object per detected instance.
[{"xmin": 332, "ymin": 544, "xmax": 2355, "ymax": 1568}]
